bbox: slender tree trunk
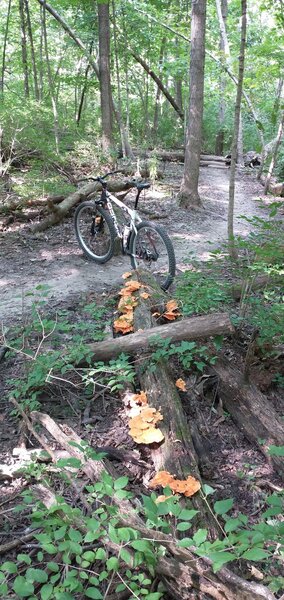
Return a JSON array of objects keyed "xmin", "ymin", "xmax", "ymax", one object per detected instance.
[
  {"xmin": 24, "ymin": 0, "xmax": 40, "ymax": 100},
  {"xmin": 237, "ymin": 110, "xmax": 244, "ymax": 165},
  {"xmin": 215, "ymin": 0, "xmax": 228, "ymax": 155},
  {"xmin": 272, "ymin": 78, "xmax": 283, "ymax": 125},
  {"xmin": 42, "ymin": 1, "xmax": 59, "ymax": 153},
  {"xmin": 132, "ymin": 52, "xmax": 184, "ymax": 121},
  {"xmin": 264, "ymin": 111, "xmax": 284, "ymax": 195},
  {"xmin": 19, "ymin": 0, "xmax": 30, "ymax": 98},
  {"xmin": 98, "ymin": 1, "xmax": 113, "ymax": 153},
  {"xmin": 178, "ymin": 0, "xmax": 206, "ymax": 208},
  {"xmin": 76, "ymin": 63, "xmax": 91, "ymax": 126},
  {"xmin": 227, "ymin": 0, "xmax": 247, "ymax": 259},
  {"xmin": 112, "ymin": 0, "xmax": 133, "ymax": 158},
  {"xmin": 152, "ymin": 37, "xmax": 166, "ymax": 140},
  {"xmin": 0, "ymin": 0, "xmax": 12, "ymax": 95}
]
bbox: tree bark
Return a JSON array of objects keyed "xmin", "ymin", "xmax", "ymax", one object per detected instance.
[
  {"xmin": 98, "ymin": 1, "xmax": 113, "ymax": 153},
  {"xmin": 178, "ymin": 0, "xmax": 207, "ymax": 208},
  {"xmin": 24, "ymin": 0, "xmax": 40, "ymax": 100},
  {"xmin": 213, "ymin": 360, "xmax": 284, "ymax": 477},
  {"xmin": 19, "ymin": 0, "xmax": 30, "ymax": 98},
  {"xmin": 227, "ymin": 0, "xmax": 247, "ymax": 259},
  {"xmin": 42, "ymin": 0, "xmax": 59, "ymax": 153},
  {"xmin": 0, "ymin": 0, "xmax": 12, "ymax": 95},
  {"xmin": 264, "ymin": 110, "xmax": 284, "ymax": 195},
  {"xmin": 81, "ymin": 312, "xmax": 234, "ymax": 365},
  {"xmin": 132, "ymin": 52, "xmax": 184, "ymax": 121}
]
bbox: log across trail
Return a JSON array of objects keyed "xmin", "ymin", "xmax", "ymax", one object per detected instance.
[{"xmin": 85, "ymin": 313, "xmax": 234, "ymax": 363}]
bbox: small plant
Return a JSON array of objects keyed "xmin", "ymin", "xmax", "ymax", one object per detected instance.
[
  {"xmin": 83, "ymin": 353, "xmax": 136, "ymax": 393},
  {"xmin": 175, "ymin": 270, "xmax": 231, "ymax": 316},
  {"xmin": 148, "ymin": 336, "xmax": 217, "ymax": 373}
]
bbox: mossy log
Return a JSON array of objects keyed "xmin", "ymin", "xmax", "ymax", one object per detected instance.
[{"xmin": 213, "ymin": 360, "xmax": 284, "ymax": 478}]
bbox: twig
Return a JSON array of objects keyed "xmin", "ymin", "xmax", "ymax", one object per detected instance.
[{"xmin": 0, "ymin": 532, "xmax": 36, "ymax": 555}]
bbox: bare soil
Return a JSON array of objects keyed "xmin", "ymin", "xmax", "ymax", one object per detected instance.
[{"xmin": 0, "ymin": 163, "xmax": 271, "ymax": 322}]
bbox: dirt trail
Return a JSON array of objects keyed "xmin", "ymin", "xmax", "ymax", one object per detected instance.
[{"xmin": 0, "ymin": 164, "xmax": 270, "ymax": 322}]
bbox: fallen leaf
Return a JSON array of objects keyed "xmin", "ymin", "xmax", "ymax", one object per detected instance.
[
  {"xmin": 250, "ymin": 566, "xmax": 264, "ymax": 581},
  {"xmin": 155, "ymin": 495, "xmax": 173, "ymax": 504},
  {"xmin": 175, "ymin": 378, "xmax": 187, "ymax": 392},
  {"xmin": 122, "ymin": 272, "xmax": 132, "ymax": 279}
]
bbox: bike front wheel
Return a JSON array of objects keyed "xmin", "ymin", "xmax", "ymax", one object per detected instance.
[
  {"xmin": 74, "ymin": 201, "xmax": 117, "ymax": 263},
  {"xmin": 129, "ymin": 221, "xmax": 176, "ymax": 290}
]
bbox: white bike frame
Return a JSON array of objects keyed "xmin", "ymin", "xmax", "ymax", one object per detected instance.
[{"xmin": 104, "ymin": 190, "xmax": 142, "ymax": 239}]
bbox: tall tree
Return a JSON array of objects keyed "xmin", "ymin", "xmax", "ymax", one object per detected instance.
[
  {"xmin": 227, "ymin": 0, "xmax": 247, "ymax": 259},
  {"xmin": 178, "ymin": 0, "xmax": 207, "ymax": 208},
  {"xmin": 19, "ymin": 0, "xmax": 30, "ymax": 97},
  {"xmin": 98, "ymin": 0, "xmax": 113, "ymax": 152},
  {"xmin": 0, "ymin": 0, "xmax": 12, "ymax": 95},
  {"xmin": 24, "ymin": 0, "xmax": 40, "ymax": 100}
]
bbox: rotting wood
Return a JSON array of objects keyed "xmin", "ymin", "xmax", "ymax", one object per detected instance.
[
  {"xmin": 82, "ymin": 313, "xmax": 234, "ymax": 365},
  {"xmin": 31, "ymin": 470, "xmax": 275, "ymax": 600},
  {"xmin": 131, "ymin": 274, "xmax": 218, "ymax": 535},
  {"xmin": 213, "ymin": 359, "xmax": 284, "ymax": 477}
]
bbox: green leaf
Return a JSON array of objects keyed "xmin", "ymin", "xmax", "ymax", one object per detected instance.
[
  {"xmin": 17, "ymin": 554, "xmax": 32, "ymax": 565},
  {"xmin": 85, "ymin": 588, "xmax": 103, "ymax": 599},
  {"xmin": 0, "ymin": 561, "xmax": 17, "ymax": 573},
  {"xmin": 56, "ymin": 458, "xmax": 82, "ymax": 469},
  {"xmin": 193, "ymin": 529, "xmax": 207, "ymax": 546},
  {"xmin": 146, "ymin": 594, "xmax": 163, "ymax": 600},
  {"xmin": 242, "ymin": 548, "xmax": 269, "ymax": 561},
  {"xmin": 82, "ymin": 551, "xmax": 96, "ymax": 562},
  {"xmin": 114, "ymin": 476, "xmax": 128, "ymax": 490},
  {"xmin": 209, "ymin": 552, "xmax": 236, "ymax": 572},
  {"xmin": 120, "ymin": 548, "xmax": 133, "ymax": 566},
  {"xmin": 26, "ymin": 568, "xmax": 48, "ymax": 583},
  {"xmin": 131, "ymin": 540, "xmax": 152, "ymax": 552},
  {"xmin": 268, "ymin": 445, "xmax": 284, "ymax": 456},
  {"xmin": 13, "ymin": 576, "xmax": 34, "ymax": 597},
  {"xmin": 177, "ymin": 537, "xmax": 193, "ymax": 548},
  {"xmin": 68, "ymin": 528, "xmax": 83, "ymax": 542},
  {"xmin": 177, "ymin": 521, "xmax": 192, "ymax": 532},
  {"xmin": 178, "ymin": 509, "xmax": 198, "ymax": 521},
  {"xmin": 214, "ymin": 498, "xmax": 234, "ymax": 515},
  {"xmin": 95, "ymin": 548, "xmax": 106, "ymax": 560},
  {"xmin": 40, "ymin": 583, "xmax": 54, "ymax": 600},
  {"xmin": 106, "ymin": 557, "xmax": 119, "ymax": 571},
  {"xmin": 202, "ymin": 484, "xmax": 216, "ymax": 497}
]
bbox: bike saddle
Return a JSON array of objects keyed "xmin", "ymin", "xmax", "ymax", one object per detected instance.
[{"xmin": 135, "ymin": 182, "xmax": 151, "ymax": 191}]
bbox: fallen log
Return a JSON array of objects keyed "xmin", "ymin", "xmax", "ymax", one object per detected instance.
[
  {"xmin": 29, "ymin": 424, "xmax": 275, "ymax": 600},
  {"xmin": 259, "ymin": 174, "xmax": 284, "ymax": 197},
  {"xmin": 83, "ymin": 313, "xmax": 234, "ymax": 364},
  {"xmin": 31, "ymin": 178, "xmax": 136, "ymax": 232},
  {"xmin": 213, "ymin": 360, "xmax": 284, "ymax": 477},
  {"xmin": 130, "ymin": 280, "xmax": 217, "ymax": 534},
  {"xmin": 135, "ymin": 150, "xmax": 227, "ymax": 164}
]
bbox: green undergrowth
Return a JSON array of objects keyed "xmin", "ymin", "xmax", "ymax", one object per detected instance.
[
  {"xmin": 175, "ymin": 205, "xmax": 284, "ymax": 360},
  {"xmin": 0, "ymin": 448, "xmax": 283, "ymax": 599}
]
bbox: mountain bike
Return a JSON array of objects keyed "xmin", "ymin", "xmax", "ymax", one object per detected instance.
[{"xmin": 74, "ymin": 171, "xmax": 176, "ymax": 290}]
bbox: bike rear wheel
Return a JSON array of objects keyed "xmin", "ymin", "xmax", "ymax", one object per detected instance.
[
  {"xmin": 129, "ymin": 221, "xmax": 176, "ymax": 290},
  {"xmin": 74, "ymin": 201, "xmax": 116, "ymax": 263}
]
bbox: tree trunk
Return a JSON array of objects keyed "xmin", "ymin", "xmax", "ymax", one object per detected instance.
[
  {"xmin": 228, "ymin": 0, "xmax": 247, "ymax": 259},
  {"xmin": 42, "ymin": 0, "xmax": 59, "ymax": 153},
  {"xmin": 264, "ymin": 111, "xmax": 284, "ymax": 195},
  {"xmin": 215, "ymin": 0, "xmax": 228, "ymax": 156},
  {"xmin": 98, "ymin": 1, "xmax": 113, "ymax": 153},
  {"xmin": 19, "ymin": 0, "xmax": 30, "ymax": 98},
  {"xmin": 112, "ymin": 0, "xmax": 134, "ymax": 159},
  {"xmin": 81, "ymin": 312, "xmax": 234, "ymax": 364},
  {"xmin": 24, "ymin": 0, "xmax": 40, "ymax": 100},
  {"xmin": 178, "ymin": 0, "xmax": 207, "ymax": 208},
  {"xmin": 152, "ymin": 38, "xmax": 166, "ymax": 140},
  {"xmin": 0, "ymin": 0, "xmax": 12, "ymax": 95},
  {"xmin": 132, "ymin": 52, "xmax": 184, "ymax": 121}
]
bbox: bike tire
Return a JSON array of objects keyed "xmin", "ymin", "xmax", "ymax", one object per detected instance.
[
  {"xmin": 129, "ymin": 220, "xmax": 176, "ymax": 290},
  {"xmin": 74, "ymin": 201, "xmax": 116, "ymax": 263}
]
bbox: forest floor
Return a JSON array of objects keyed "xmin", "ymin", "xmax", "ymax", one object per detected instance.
[
  {"xmin": 0, "ymin": 162, "xmax": 283, "ymax": 599},
  {"xmin": 0, "ymin": 162, "xmax": 272, "ymax": 322}
]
